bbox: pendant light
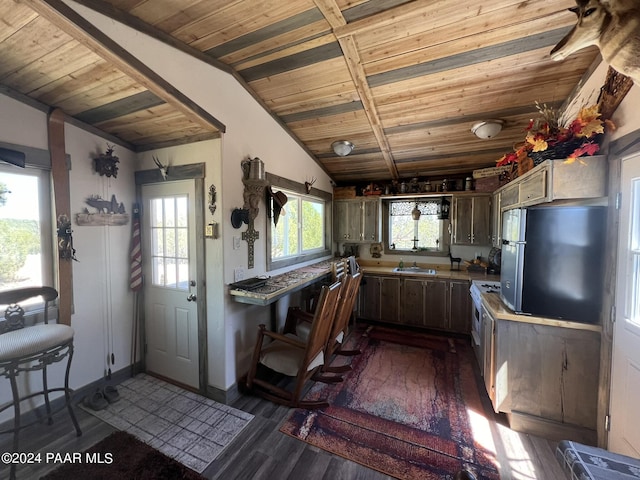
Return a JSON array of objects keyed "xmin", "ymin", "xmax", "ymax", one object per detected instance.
[{"xmin": 411, "ymin": 202, "xmax": 421, "ymax": 221}]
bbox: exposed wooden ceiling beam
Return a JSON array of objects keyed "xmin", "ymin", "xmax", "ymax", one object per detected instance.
[
  {"xmin": 21, "ymin": 0, "xmax": 227, "ymax": 134},
  {"xmin": 314, "ymin": 0, "xmax": 399, "ymax": 180}
]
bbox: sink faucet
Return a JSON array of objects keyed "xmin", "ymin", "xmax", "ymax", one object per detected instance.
[{"xmin": 412, "ymin": 261, "xmax": 418, "ymax": 268}]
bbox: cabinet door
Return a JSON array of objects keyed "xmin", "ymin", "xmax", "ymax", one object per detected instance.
[
  {"xmin": 423, "ymin": 279, "xmax": 447, "ymax": 329},
  {"xmin": 518, "ymin": 168, "xmax": 548, "ymax": 206},
  {"xmin": 491, "ymin": 192, "xmax": 502, "ymax": 248},
  {"xmin": 380, "ymin": 276, "xmax": 400, "ymax": 323},
  {"xmin": 448, "ymin": 280, "xmax": 471, "ymax": 333},
  {"xmin": 500, "ymin": 183, "xmax": 519, "ymax": 209},
  {"xmin": 334, "ymin": 201, "xmax": 349, "ymax": 242},
  {"xmin": 346, "ymin": 201, "xmax": 362, "ymax": 241},
  {"xmin": 471, "ymin": 196, "xmax": 491, "ymax": 245},
  {"xmin": 452, "ymin": 196, "xmax": 472, "ymax": 245},
  {"xmin": 359, "ymin": 275, "xmax": 381, "ymax": 321},
  {"xmin": 482, "ymin": 309, "xmax": 497, "ymax": 411},
  {"xmin": 402, "ymin": 278, "xmax": 425, "ymax": 326},
  {"xmin": 362, "ymin": 200, "xmax": 379, "ymax": 242}
]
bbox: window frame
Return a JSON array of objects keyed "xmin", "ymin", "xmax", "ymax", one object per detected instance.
[
  {"xmin": 266, "ymin": 173, "xmax": 332, "ymax": 271},
  {"xmin": 382, "ymin": 198, "xmax": 450, "ymax": 257},
  {"xmin": 0, "ymin": 142, "xmax": 57, "ymax": 320}
]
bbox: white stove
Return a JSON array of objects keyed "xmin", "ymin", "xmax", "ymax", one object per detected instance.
[{"xmin": 469, "ymin": 280, "xmax": 500, "ymax": 375}]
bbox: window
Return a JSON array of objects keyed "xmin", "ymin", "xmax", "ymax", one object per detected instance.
[
  {"xmin": 384, "ymin": 199, "xmax": 449, "ymax": 254},
  {"xmin": 149, "ymin": 196, "xmax": 190, "ymax": 290},
  {"xmin": 0, "ymin": 163, "xmax": 54, "ymax": 302},
  {"xmin": 266, "ymin": 176, "xmax": 331, "ymax": 271}
]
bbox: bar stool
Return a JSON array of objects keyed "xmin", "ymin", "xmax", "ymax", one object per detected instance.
[{"xmin": 0, "ymin": 287, "xmax": 82, "ymax": 480}]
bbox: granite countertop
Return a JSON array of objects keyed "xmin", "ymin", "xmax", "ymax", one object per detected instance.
[
  {"xmin": 229, "ymin": 260, "xmax": 332, "ymax": 306},
  {"xmin": 482, "ymin": 291, "xmax": 602, "ymax": 333}
]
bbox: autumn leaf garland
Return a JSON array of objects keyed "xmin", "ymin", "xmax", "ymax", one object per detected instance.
[{"xmin": 497, "ymin": 104, "xmax": 612, "ymax": 167}]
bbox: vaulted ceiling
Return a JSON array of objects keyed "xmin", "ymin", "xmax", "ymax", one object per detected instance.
[{"xmin": 1, "ymin": 0, "xmax": 599, "ymax": 184}]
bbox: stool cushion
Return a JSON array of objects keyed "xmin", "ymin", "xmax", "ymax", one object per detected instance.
[{"xmin": 0, "ymin": 324, "xmax": 74, "ymax": 361}]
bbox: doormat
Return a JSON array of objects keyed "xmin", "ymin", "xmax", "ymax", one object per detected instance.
[
  {"xmin": 80, "ymin": 373, "xmax": 253, "ymax": 473},
  {"xmin": 41, "ymin": 430, "xmax": 205, "ymax": 480},
  {"xmin": 280, "ymin": 326, "xmax": 500, "ymax": 479}
]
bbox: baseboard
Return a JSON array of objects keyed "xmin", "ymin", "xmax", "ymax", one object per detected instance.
[
  {"xmin": 207, "ymin": 382, "xmax": 241, "ymax": 405},
  {"xmin": 508, "ymin": 410, "xmax": 597, "ymax": 445},
  {"xmin": 0, "ymin": 362, "xmax": 143, "ymax": 433}
]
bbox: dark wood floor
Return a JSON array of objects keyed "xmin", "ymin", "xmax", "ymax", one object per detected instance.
[{"xmin": 0, "ymin": 342, "xmax": 568, "ymax": 480}]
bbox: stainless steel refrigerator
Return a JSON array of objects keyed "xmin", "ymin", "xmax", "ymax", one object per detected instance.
[{"xmin": 500, "ymin": 205, "xmax": 606, "ymax": 323}]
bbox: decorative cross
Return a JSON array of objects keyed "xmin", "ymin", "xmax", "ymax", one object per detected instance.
[{"xmin": 242, "ymin": 220, "xmax": 260, "ymax": 268}]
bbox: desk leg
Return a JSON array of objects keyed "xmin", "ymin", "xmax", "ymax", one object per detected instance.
[{"xmin": 270, "ymin": 302, "xmax": 278, "ymax": 332}]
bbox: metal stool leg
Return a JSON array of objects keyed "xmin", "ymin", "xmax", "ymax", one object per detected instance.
[
  {"xmin": 9, "ymin": 367, "xmax": 20, "ymax": 480},
  {"xmin": 42, "ymin": 364, "xmax": 53, "ymax": 425},
  {"xmin": 65, "ymin": 344, "xmax": 82, "ymax": 437}
]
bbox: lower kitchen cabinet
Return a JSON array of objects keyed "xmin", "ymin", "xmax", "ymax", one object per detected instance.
[
  {"xmin": 358, "ymin": 275, "xmax": 400, "ymax": 323},
  {"xmin": 482, "ymin": 297, "xmax": 601, "ymax": 444},
  {"xmin": 361, "ymin": 274, "xmax": 470, "ymax": 333}
]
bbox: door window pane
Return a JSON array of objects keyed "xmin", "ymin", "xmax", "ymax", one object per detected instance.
[
  {"xmin": 150, "ymin": 195, "xmax": 189, "ymax": 290},
  {"xmin": 627, "ymin": 179, "xmax": 640, "ymax": 324}
]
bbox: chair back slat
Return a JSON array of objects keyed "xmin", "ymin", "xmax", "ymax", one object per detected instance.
[
  {"xmin": 329, "ymin": 272, "xmax": 362, "ymax": 342},
  {"xmin": 303, "ymin": 281, "xmax": 341, "ymax": 367}
]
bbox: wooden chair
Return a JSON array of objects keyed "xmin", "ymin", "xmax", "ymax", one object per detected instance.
[
  {"xmin": 244, "ymin": 281, "xmax": 341, "ymax": 409},
  {"xmin": 284, "ymin": 272, "xmax": 363, "ymax": 375},
  {"xmin": 0, "ymin": 287, "xmax": 82, "ymax": 480}
]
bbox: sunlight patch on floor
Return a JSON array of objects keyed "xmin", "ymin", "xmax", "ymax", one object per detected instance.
[
  {"xmin": 494, "ymin": 421, "xmax": 538, "ymax": 479},
  {"xmin": 467, "ymin": 407, "xmax": 498, "ymax": 459}
]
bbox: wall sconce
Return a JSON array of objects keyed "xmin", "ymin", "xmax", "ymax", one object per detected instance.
[
  {"xmin": 438, "ymin": 197, "xmax": 450, "ymax": 220},
  {"xmin": 471, "ymin": 120, "xmax": 503, "ymax": 139},
  {"xmin": 331, "ymin": 140, "xmax": 355, "ymax": 156}
]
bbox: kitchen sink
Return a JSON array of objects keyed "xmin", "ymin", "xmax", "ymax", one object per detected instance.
[{"xmin": 392, "ymin": 267, "xmax": 438, "ymax": 275}]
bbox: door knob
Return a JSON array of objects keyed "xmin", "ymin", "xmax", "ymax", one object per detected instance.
[{"xmin": 187, "ymin": 294, "xmax": 197, "ymax": 302}]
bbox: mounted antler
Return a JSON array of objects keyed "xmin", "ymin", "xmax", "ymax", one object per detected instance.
[
  {"xmin": 305, "ymin": 176, "xmax": 317, "ymax": 194},
  {"xmin": 153, "ymin": 155, "xmax": 169, "ymax": 180}
]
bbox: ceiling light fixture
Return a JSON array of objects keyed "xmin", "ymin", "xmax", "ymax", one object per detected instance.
[
  {"xmin": 331, "ymin": 140, "xmax": 355, "ymax": 156},
  {"xmin": 471, "ymin": 120, "xmax": 504, "ymax": 139}
]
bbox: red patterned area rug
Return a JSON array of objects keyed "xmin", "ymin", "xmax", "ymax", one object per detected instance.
[{"xmin": 280, "ymin": 326, "xmax": 500, "ymax": 479}]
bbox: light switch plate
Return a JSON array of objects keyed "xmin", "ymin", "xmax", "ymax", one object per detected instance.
[
  {"xmin": 233, "ymin": 236, "xmax": 241, "ymax": 249},
  {"xmin": 234, "ymin": 267, "xmax": 245, "ymax": 282}
]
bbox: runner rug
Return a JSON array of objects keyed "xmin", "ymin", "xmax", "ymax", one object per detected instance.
[
  {"xmin": 280, "ymin": 327, "xmax": 500, "ymax": 479},
  {"xmin": 80, "ymin": 373, "xmax": 253, "ymax": 473}
]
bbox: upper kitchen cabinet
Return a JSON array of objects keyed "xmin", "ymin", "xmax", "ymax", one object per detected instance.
[
  {"xmin": 451, "ymin": 195, "xmax": 491, "ymax": 246},
  {"xmin": 498, "ymin": 156, "xmax": 607, "ymax": 210},
  {"xmin": 334, "ymin": 198, "xmax": 380, "ymax": 243},
  {"xmin": 491, "ymin": 191, "xmax": 502, "ymax": 248}
]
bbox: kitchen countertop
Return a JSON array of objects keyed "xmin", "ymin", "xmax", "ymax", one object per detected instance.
[
  {"xmin": 229, "ymin": 260, "xmax": 332, "ymax": 306},
  {"xmin": 359, "ymin": 262, "xmax": 499, "ymax": 283},
  {"xmin": 482, "ymin": 290, "xmax": 602, "ymax": 332}
]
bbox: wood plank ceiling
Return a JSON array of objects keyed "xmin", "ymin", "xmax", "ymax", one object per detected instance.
[{"xmin": 1, "ymin": 0, "xmax": 599, "ymax": 184}]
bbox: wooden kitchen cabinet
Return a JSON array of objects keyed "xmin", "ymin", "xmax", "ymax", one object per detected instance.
[
  {"xmin": 448, "ymin": 279, "xmax": 471, "ymax": 333},
  {"xmin": 496, "ymin": 155, "xmax": 607, "ymax": 211},
  {"xmin": 451, "ymin": 195, "xmax": 491, "ymax": 246},
  {"xmin": 482, "ymin": 296, "xmax": 601, "ymax": 443},
  {"xmin": 490, "ymin": 191, "xmax": 502, "ymax": 248},
  {"xmin": 423, "ymin": 278, "xmax": 448, "ymax": 330},
  {"xmin": 401, "ymin": 278, "xmax": 426, "ymax": 327},
  {"xmin": 358, "ymin": 275, "xmax": 400, "ymax": 323},
  {"xmin": 334, "ymin": 198, "xmax": 380, "ymax": 243}
]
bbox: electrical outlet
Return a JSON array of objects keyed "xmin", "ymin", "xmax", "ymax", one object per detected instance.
[
  {"xmin": 234, "ymin": 267, "xmax": 245, "ymax": 282},
  {"xmin": 233, "ymin": 236, "xmax": 241, "ymax": 250},
  {"xmin": 205, "ymin": 224, "xmax": 213, "ymax": 237}
]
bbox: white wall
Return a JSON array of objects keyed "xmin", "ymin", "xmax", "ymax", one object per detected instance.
[
  {"xmin": 0, "ymin": 94, "xmax": 137, "ymax": 422},
  {"xmin": 66, "ymin": 0, "xmax": 334, "ymax": 391}
]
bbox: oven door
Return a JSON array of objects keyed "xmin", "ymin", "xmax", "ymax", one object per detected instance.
[{"xmin": 470, "ymin": 294, "xmax": 484, "ymax": 374}]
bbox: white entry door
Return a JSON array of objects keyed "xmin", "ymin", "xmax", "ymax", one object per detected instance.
[
  {"xmin": 142, "ymin": 180, "xmax": 199, "ymax": 389},
  {"xmin": 610, "ymin": 152, "xmax": 640, "ymax": 456}
]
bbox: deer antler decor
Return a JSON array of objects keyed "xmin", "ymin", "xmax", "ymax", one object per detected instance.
[
  {"xmin": 153, "ymin": 155, "xmax": 169, "ymax": 181},
  {"xmin": 305, "ymin": 176, "xmax": 317, "ymax": 194}
]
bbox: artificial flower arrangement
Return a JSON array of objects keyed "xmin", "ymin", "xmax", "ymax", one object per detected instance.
[{"xmin": 497, "ymin": 102, "xmax": 611, "ymax": 168}]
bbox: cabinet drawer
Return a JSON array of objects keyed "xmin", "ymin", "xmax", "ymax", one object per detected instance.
[
  {"xmin": 518, "ymin": 169, "xmax": 547, "ymax": 205},
  {"xmin": 500, "ymin": 184, "xmax": 519, "ymax": 209}
]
